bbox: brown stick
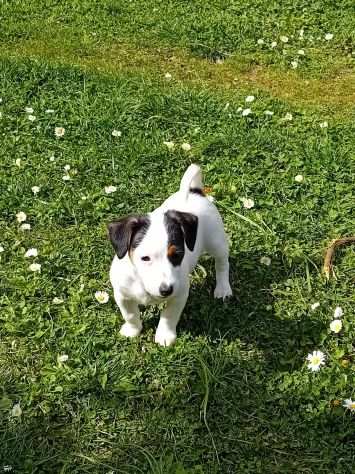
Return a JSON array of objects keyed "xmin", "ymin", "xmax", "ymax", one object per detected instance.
[{"xmin": 323, "ymin": 237, "xmax": 355, "ymax": 280}]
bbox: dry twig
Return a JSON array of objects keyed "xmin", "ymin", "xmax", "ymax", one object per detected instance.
[{"xmin": 323, "ymin": 237, "xmax": 355, "ymax": 280}]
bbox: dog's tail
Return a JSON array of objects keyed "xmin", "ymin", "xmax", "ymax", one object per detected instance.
[{"xmin": 179, "ymin": 164, "xmax": 203, "ymax": 200}]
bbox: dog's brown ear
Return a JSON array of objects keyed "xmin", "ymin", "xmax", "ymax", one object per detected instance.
[
  {"xmin": 166, "ymin": 210, "xmax": 198, "ymax": 251},
  {"xmin": 108, "ymin": 215, "xmax": 150, "ymax": 259}
]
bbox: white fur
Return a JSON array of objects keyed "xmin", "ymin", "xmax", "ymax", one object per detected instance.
[{"xmin": 110, "ymin": 164, "xmax": 232, "ymax": 346}]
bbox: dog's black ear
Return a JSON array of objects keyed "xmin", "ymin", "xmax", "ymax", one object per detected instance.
[
  {"xmin": 166, "ymin": 210, "xmax": 198, "ymax": 251},
  {"xmin": 108, "ymin": 215, "xmax": 150, "ymax": 259}
]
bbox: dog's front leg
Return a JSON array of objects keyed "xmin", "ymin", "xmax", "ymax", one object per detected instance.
[
  {"xmin": 114, "ymin": 291, "xmax": 142, "ymax": 338},
  {"xmin": 155, "ymin": 286, "xmax": 189, "ymax": 347}
]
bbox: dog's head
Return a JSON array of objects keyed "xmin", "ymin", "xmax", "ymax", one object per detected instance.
[{"xmin": 108, "ymin": 210, "xmax": 198, "ymax": 298}]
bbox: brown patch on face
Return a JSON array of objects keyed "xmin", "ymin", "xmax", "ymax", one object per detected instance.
[{"xmin": 167, "ymin": 244, "xmax": 177, "ymax": 258}]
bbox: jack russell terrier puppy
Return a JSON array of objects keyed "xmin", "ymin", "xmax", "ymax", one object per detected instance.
[{"xmin": 108, "ymin": 164, "xmax": 232, "ymax": 346}]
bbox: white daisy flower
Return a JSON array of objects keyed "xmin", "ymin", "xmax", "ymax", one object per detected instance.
[
  {"xmin": 163, "ymin": 141, "xmax": 175, "ymax": 150},
  {"xmin": 54, "ymin": 127, "xmax": 65, "ymax": 138},
  {"xmin": 280, "ymin": 36, "xmax": 289, "ymax": 43},
  {"xmin": 0, "ymin": 245, "xmax": 4, "ymax": 253},
  {"xmin": 257, "ymin": 39, "xmax": 264, "ymax": 45},
  {"xmin": 58, "ymin": 354, "xmax": 69, "ymax": 363},
  {"xmin": 241, "ymin": 197, "xmax": 255, "ymax": 209},
  {"xmin": 294, "ymin": 174, "xmax": 304, "ymax": 183},
  {"xmin": 291, "ymin": 60, "xmax": 298, "ymax": 69},
  {"xmin": 181, "ymin": 143, "xmax": 192, "ymax": 151},
  {"xmin": 49, "ymin": 155, "xmax": 55, "ymax": 162},
  {"xmin": 334, "ymin": 306, "xmax": 343, "ymax": 318},
  {"xmin": 112, "ymin": 129, "xmax": 122, "ymax": 137},
  {"xmin": 31, "ymin": 186, "xmax": 40, "ymax": 195},
  {"xmin": 52, "ymin": 297, "xmax": 64, "ymax": 304},
  {"xmin": 64, "ymin": 164, "xmax": 70, "ymax": 171},
  {"xmin": 20, "ymin": 223, "xmax": 31, "ymax": 231},
  {"xmin": 271, "ymin": 41, "xmax": 277, "ymax": 48},
  {"xmin": 343, "ymin": 399, "xmax": 355, "ymax": 411},
  {"xmin": 164, "ymin": 72, "xmax": 172, "ymax": 80},
  {"xmin": 95, "ymin": 290, "xmax": 109, "ymax": 304},
  {"xmin": 311, "ymin": 302, "xmax": 320, "ymax": 311},
  {"xmin": 242, "ymin": 108, "xmax": 252, "ymax": 116},
  {"xmin": 245, "ymin": 95, "xmax": 255, "ymax": 103},
  {"xmin": 264, "ymin": 110, "xmax": 274, "ymax": 116},
  {"xmin": 325, "ymin": 33, "xmax": 334, "ymax": 41},
  {"xmin": 29, "ymin": 263, "xmax": 41, "ymax": 272},
  {"xmin": 105, "ymin": 185, "xmax": 117, "ymax": 194},
  {"xmin": 15, "ymin": 158, "xmax": 21, "ymax": 167},
  {"xmin": 297, "ymin": 49, "xmax": 305, "ymax": 55},
  {"xmin": 3, "ymin": 466, "xmax": 13, "ymax": 472},
  {"xmin": 45, "ymin": 109, "xmax": 55, "ymax": 113},
  {"xmin": 284, "ymin": 112, "xmax": 293, "ymax": 121},
  {"xmin": 28, "ymin": 115, "xmax": 36, "ymax": 121},
  {"xmin": 330, "ymin": 319, "xmax": 342, "ymax": 334},
  {"xmin": 260, "ymin": 256, "xmax": 271, "ymax": 266},
  {"xmin": 25, "ymin": 107, "xmax": 33, "ymax": 114},
  {"xmin": 11, "ymin": 403, "xmax": 22, "ymax": 417},
  {"xmin": 16, "ymin": 211, "xmax": 27, "ymax": 223},
  {"xmin": 320, "ymin": 121, "xmax": 328, "ymax": 128},
  {"xmin": 306, "ymin": 350, "xmax": 326, "ymax": 371},
  {"xmin": 24, "ymin": 248, "xmax": 38, "ymax": 258},
  {"xmin": 62, "ymin": 175, "xmax": 71, "ymax": 181},
  {"xmin": 299, "ymin": 29, "xmax": 304, "ymax": 38}
]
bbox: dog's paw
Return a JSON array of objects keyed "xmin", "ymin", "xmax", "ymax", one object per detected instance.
[
  {"xmin": 120, "ymin": 322, "xmax": 142, "ymax": 338},
  {"xmin": 214, "ymin": 282, "xmax": 232, "ymax": 300},
  {"xmin": 155, "ymin": 328, "xmax": 177, "ymax": 347}
]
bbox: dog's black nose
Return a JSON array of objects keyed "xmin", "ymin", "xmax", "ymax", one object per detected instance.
[{"xmin": 159, "ymin": 283, "xmax": 173, "ymax": 297}]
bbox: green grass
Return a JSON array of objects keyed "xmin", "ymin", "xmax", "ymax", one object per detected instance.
[
  {"xmin": 0, "ymin": 2, "xmax": 355, "ymax": 473},
  {"xmin": 2, "ymin": 0, "xmax": 355, "ymax": 75}
]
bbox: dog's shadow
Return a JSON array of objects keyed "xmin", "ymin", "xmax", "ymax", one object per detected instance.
[{"xmin": 145, "ymin": 251, "xmax": 325, "ymax": 370}]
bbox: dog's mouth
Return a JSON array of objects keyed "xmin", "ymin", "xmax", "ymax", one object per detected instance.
[
  {"xmin": 146, "ymin": 291, "xmax": 170, "ymax": 301},
  {"xmin": 150, "ymin": 293, "xmax": 166, "ymax": 299}
]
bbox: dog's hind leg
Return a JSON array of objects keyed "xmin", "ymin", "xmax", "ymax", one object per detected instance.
[
  {"xmin": 206, "ymin": 233, "xmax": 232, "ymax": 299},
  {"xmin": 114, "ymin": 291, "xmax": 142, "ymax": 337},
  {"xmin": 213, "ymin": 249, "xmax": 232, "ymax": 299}
]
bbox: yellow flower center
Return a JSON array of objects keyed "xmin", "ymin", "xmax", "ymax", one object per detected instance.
[
  {"xmin": 350, "ymin": 403, "xmax": 355, "ymax": 410},
  {"xmin": 312, "ymin": 356, "xmax": 321, "ymax": 365}
]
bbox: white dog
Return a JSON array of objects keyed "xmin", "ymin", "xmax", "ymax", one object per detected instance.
[{"xmin": 108, "ymin": 164, "xmax": 232, "ymax": 346}]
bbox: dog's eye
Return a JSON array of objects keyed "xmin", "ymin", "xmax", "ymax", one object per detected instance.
[{"xmin": 141, "ymin": 256, "xmax": 151, "ymax": 262}]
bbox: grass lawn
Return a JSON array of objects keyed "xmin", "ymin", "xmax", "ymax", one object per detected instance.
[{"xmin": 1, "ymin": 1, "xmax": 355, "ymax": 473}]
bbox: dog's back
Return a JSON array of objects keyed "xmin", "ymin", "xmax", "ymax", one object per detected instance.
[{"xmin": 154, "ymin": 165, "xmax": 227, "ymax": 261}]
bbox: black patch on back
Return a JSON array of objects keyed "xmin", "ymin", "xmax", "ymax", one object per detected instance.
[
  {"xmin": 190, "ymin": 187, "xmax": 205, "ymax": 196},
  {"xmin": 108, "ymin": 215, "xmax": 150, "ymax": 259},
  {"xmin": 164, "ymin": 210, "xmax": 199, "ymax": 266}
]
